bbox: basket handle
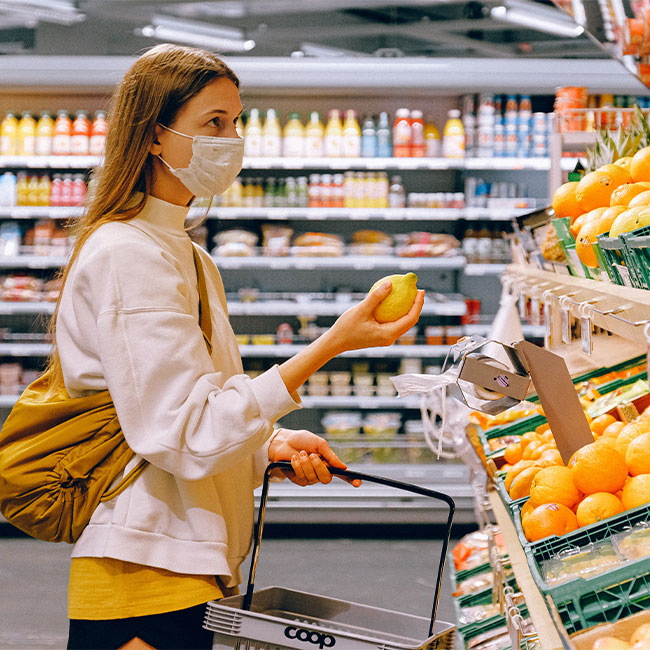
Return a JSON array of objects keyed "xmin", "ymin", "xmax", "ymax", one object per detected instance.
[{"xmin": 242, "ymin": 461, "xmax": 455, "ymax": 639}]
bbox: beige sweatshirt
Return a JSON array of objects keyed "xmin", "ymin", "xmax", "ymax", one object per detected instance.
[{"xmin": 56, "ymin": 195, "xmax": 300, "ymax": 586}]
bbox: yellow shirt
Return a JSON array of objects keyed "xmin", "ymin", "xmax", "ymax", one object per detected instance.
[{"xmin": 68, "ymin": 557, "xmax": 223, "ymax": 620}]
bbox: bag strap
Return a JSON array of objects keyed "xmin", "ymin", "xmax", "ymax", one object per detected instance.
[{"xmin": 192, "ymin": 245, "xmax": 213, "ymax": 355}]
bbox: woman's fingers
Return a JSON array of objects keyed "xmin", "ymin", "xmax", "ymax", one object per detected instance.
[{"xmin": 310, "ymin": 454, "xmax": 333, "ymax": 484}]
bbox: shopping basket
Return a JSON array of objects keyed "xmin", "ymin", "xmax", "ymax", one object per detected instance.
[{"xmin": 203, "ymin": 461, "xmax": 457, "ymax": 650}]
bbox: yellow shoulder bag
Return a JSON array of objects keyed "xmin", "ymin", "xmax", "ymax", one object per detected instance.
[{"xmin": 0, "ymin": 246, "xmax": 213, "ymax": 543}]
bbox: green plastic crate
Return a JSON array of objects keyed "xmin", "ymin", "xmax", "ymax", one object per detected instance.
[
  {"xmin": 621, "ymin": 224, "xmax": 650, "ymax": 290},
  {"xmin": 597, "ymin": 233, "xmax": 632, "ymax": 286},
  {"xmin": 552, "ymin": 217, "xmax": 595, "ymax": 279},
  {"xmin": 482, "ymin": 414, "xmax": 548, "ymax": 454}
]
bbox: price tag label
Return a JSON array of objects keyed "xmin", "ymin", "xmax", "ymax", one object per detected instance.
[
  {"xmin": 544, "ymin": 302, "xmax": 553, "ymax": 349},
  {"xmin": 617, "ymin": 265, "xmax": 633, "ymax": 287},
  {"xmin": 519, "ymin": 293, "xmax": 527, "ymax": 320},
  {"xmin": 581, "ymin": 317, "xmax": 593, "ymax": 355},
  {"xmin": 531, "ymin": 298, "xmax": 540, "ymax": 327},
  {"xmin": 567, "ymin": 249, "xmax": 586, "ymax": 278},
  {"xmin": 561, "ymin": 307, "xmax": 571, "ymax": 344}
]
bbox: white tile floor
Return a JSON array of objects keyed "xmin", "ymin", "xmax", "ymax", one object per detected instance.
[{"xmin": 0, "ymin": 533, "xmax": 461, "ymax": 649}]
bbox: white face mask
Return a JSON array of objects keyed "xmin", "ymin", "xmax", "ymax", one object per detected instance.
[{"xmin": 157, "ymin": 125, "xmax": 244, "ymax": 198}]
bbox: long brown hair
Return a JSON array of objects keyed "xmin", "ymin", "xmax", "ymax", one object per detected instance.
[{"xmin": 45, "ymin": 43, "xmax": 239, "ymax": 394}]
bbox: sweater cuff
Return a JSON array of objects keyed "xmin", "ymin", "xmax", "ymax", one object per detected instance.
[{"xmin": 250, "ymin": 364, "xmax": 301, "ymax": 424}]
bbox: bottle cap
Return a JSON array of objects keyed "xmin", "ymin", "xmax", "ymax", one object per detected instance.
[
  {"xmin": 396, "ymin": 108, "xmax": 410, "ymax": 118},
  {"xmin": 289, "ymin": 112, "xmax": 301, "ymax": 120},
  {"xmin": 410, "ymin": 110, "xmax": 423, "ymax": 119},
  {"xmin": 448, "ymin": 109, "xmax": 461, "ymax": 118}
]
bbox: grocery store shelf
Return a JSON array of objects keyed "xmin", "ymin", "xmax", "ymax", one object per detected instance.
[
  {"xmin": 240, "ymin": 344, "xmax": 450, "ymax": 358},
  {"xmin": 228, "ymin": 297, "xmax": 466, "ymax": 317},
  {"xmin": 560, "ymin": 157, "xmax": 587, "ymax": 171},
  {"xmin": 257, "ymin": 463, "xmax": 476, "ymax": 524},
  {"xmin": 504, "ymin": 264, "xmax": 650, "ymax": 346},
  {"xmin": 464, "ymin": 323, "xmax": 546, "ymax": 338},
  {"xmin": 463, "ymin": 263, "xmax": 507, "ymax": 276},
  {"xmin": 0, "ymin": 301, "xmax": 56, "ymax": 315},
  {"xmin": 301, "ymin": 395, "xmax": 420, "ymax": 409},
  {"xmin": 0, "ymin": 255, "xmax": 68, "ymax": 269},
  {"xmin": 2, "ymin": 56, "xmax": 644, "ymax": 94},
  {"xmin": 0, "ymin": 155, "xmax": 100, "ymax": 169},
  {"xmin": 489, "ymin": 491, "xmax": 563, "ymax": 650},
  {"xmin": 0, "ymin": 206, "xmax": 84, "ymax": 219},
  {"xmin": 0, "ymin": 343, "xmax": 51, "ymax": 356},
  {"xmin": 216, "ymin": 255, "xmax": 466, "ymax": 271},
  {"xmin": 209, "ymin": 206, "xmax": 534, "ymax": 222}
]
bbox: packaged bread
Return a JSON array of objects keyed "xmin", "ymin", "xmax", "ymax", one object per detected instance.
[
  {"xmin": 396, "ymin": 232, "xmax": 460, "ymax": 257},
  {"xmin": 291, "ymin": 232, "xmax": 344, "ymax": 257}
]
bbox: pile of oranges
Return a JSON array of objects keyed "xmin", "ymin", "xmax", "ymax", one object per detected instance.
[
  {"xmin": 552, "ymin": 146, "xmax": 650, "ymax": 268},
  {"xmin": 501, "ymin": 408, "xmax": 650, "ymax": 542}
]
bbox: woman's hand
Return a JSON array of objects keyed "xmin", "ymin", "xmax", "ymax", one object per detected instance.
[
  {"xmin": 326, "ymin": 283, "xmax": 425, "ymax": 355},
  {"xmin": 268, "ymin": 428, "xmax": 361, "ymax": 487}
]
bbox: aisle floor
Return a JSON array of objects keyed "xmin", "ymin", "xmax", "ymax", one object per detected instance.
[{"xmin": 0, "ymin": 532, "xmax": 462, "ymax": 649}]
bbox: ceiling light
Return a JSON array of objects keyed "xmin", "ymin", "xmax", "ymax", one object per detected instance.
[
  {"xmin": 137, "ymin": 15, "xmax": 255, "ymax": 52},
  {"xmin": 0, "ymin": 0, "xmax": 85, "ymax": 25},
  {"xmin": 490, "ymin": 3, "xmax": 585, "ymax": 37}
]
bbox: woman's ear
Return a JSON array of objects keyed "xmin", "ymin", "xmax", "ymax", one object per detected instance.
[{"xmin": 149, "ymin": 125, "xmax": 164, "ymax": 155}]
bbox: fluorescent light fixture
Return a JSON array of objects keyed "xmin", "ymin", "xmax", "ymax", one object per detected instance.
[
  {"xmin": 491, "ymin": 3, "xmax": 585, "ymax": 38},
  {"xmin": 137, "ymin": 15, "xmax": 255, "ymax": 52},
  {"xmin": 300, "ymin": 42, "xmax": 370, "ymax": 57},
  {"xmin": 0, "ymin": 0, "xmax": 85, "ymax": 25}
]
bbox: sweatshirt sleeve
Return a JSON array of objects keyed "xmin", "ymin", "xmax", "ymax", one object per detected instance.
[{"xmin": 78, "ymin": 230, "xmax": 300, "ymax": 481}]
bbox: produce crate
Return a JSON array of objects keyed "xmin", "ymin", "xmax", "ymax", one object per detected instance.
[
  {"xmin": 480, "ymin": 414, "xmax": 548, "ymax": 455},
  {"xmin": 596, "ymin": 233, "xmax": 632, "ymax": 286},
  {"xmin": 621, "ymin": 224, "xmax": 650, "ymax": 290},
  {"xmin": 552, "ymin": 218, "xmax": 594, "ymax": 279}
]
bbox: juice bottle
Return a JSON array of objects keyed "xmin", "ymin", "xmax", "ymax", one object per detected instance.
[
  {"xmin": 50, "ymin": 174, "xmax": 63, "ymax": 207},
  {"xmin": 282, "ymin": 112, "xmax": 304, "ymax": 158},
  {"xmin": 0, "ymin": 112, "xmax": 19, "ymax": 156},
  {"xmin": 424, "ymin": 120, "xmax": 440, "ymax": 157},
  {"xmin": 71, "ymin": 110, "xmax": 91, "ymax": 155},
  {"xmin": 324, "ymin": 109, "xmax": 343, "ymax": 157},
  {"xmin": 388, "ymin": 175, "xmax": 406, "ymax": 208},
  {"xmin": 410, "ymin": 110, "xmax": 426, "ymax": 157},
  {"xmin": 261, "ymin": 109, "xmax": 282, "ymax": 158},
  {"xmin": 442, "ymin": 109, "xmax": 465, "ymax": 159},
  {"xmin": 243, "ymin": 108, "xmax": 263, "ymax": 158},
  {"xmin": 304, "ymin": 112, "xmax": 324, "ymax": 158},
  {"xmin": 392, "ymin": 108, "xmax": 412, "ymax": 157},
  {"xmin": 37, "ymin": 175, "xmax": 51, "ymax": 207},
  {"xmin": 0, "ymin": 172, "xmax": 17, "ymax": 207},
  {"xmin": 26, "ymin": 174, "xmax": 40, "ymax": 206},
  {"xmin": 17, "ymin": 112, "xmax": 36, "ymax": 156},
  {"xmin": 35, "ymin": 112, "xmax": 54, "ymax": 156},
  {"xmin": 60, "ymin": 174, "xmax": 74, "ymax": 207},
  {"xmin": 52, "ymin": 110, "xmax": 72, "ymax": 156},
  {"xmin": 71, "ymin": 174, "xmax": 87, "ymax": 205},
  {"xmin": 376, "ymin": 111, "xmax": 392, "ymax": 157},
  {"xmin": 360, "ymin": 115, "xmax": 377, "ymax": 158},
  {"xmin": 342, "ymin": 109, "xmax": 361, "ymax": 158},
  {"xmin": 89, "ymin": 110, "xmax": 108, "ymax": 156},
  {"xmin": 15, "ymin": 172, "xmax": 28, "ymax": 206}
]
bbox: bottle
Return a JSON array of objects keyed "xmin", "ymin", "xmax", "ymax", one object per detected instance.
[
  {"xmin": 52, "ymin": 110, "xmax": 72, "ymax": 155},
  {"xmin": 442, "ymin": 109, "xmax": 465, "ymax": 159},
  {"xmin": 0, "ymin": 112, "xmax": 19, "ymax": 156},
  {"xmin": 0, "ymin": 172, "xmax": 17, "ymax": 207},
  {"xmin": 35, "ymin": 112, "xmax": 54, "ymax": 156},
  {"xmin": 376, "ymin": 111, "xmax": 392, "ymax": 157},
  {"xmin": 324, "ymin": 109, "xmax": 343, "ymax": 157},
  {"xmin": 89, "ymin": 110, "xmax": 108, "ymax": 156},
  {"xmin": 477, "ymin": 223, "xmax": 493, "ymax": 263},
  {"xmin": 253, "ymin": 177, "xmax": 264, "ymax": 207},
  {"xmin": 360, "ymin": 115, "xmax": 377, "ymax": 158},
  {"xmin": 392, "ymin": 108, "xmax": 412, "ymax": 157},
  {"xmin": 26, "ymin": 174, "xmax": 39, "ymax": 206},
  {"xmin": 49, "ymin": 174, "xmax": 62, "ymax": 207},
  {"xmin": 424, "ymin": 120, "xmax": 440, "ymax": 157},
  {"xmin": 17, "ymin": 112, "xmax": 36, "ymax": 156},
  {"xmin": 37, "ymin": 175, "xmax": 51, "ymax": 207},
  {"xmin": 60, "ymin": 174, "xmax": 74, "ymax": 207},
  {"xmin": 261, "ymin": 109, "xmax": 282, "ymax": 158},
  {"xmin": 71, "ymin": 174, "xmax": 87, "ymax": 205},
  {"xmin": 410, "ymin": 110, "xmax": 426, "ymax": 158},
  {"xmin": 342, "ymin": 109, "xmax": 361, "ymax": 158},
  {"xmin": 388, "ymin": 175, "xmax": 406, "ymax": 208},
  {"xmin": 264, "ymin": 177, "xmax": 276, "ymax": 208},
  {"xmin": 462, "ymin": 227, "xmax": 479, "ymax": 263},
  {"xmin": 304, "ymin": 112, "xmax": 324, "ymax": 158},
  {"xmin": 296, "ymin": 176, "xmax": 309, "ymax": 208},
  {"xmin": 377, "ymin": 171, "xmax": 389, "ymax": 208},
  {"xmin": 15, "ymin": 172, "xmax": 29, "ymax": 206},
  {"xmin": 282, "ymin": 112, "xmax": 304, "ymax": 158},
  {"xmin": 243, "ymin": 108, "xmax": 263, "ymax": 158},
  {"xmin": 71, "ymin": 110, "xmax": 91, "ymax": 155}
]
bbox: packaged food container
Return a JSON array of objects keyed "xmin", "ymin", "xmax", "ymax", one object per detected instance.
[
  {"xmin": 330, "ymin": 384, "xmax": 352, "ymax": 397},
  {"xmin": 398, "ymin": 326, "xmax": 417, "ymax": 345},
  {"xmin": 445, "ymin": 326, "xmax": 464, "ymax": 344},
  {"xmin": 329, "ymin": 371, "xmax": 351, "ymax": 386},
  {"xmin": 321, "ymin": 412, "xmax": 362, "ymax": 438},
  {"xmin": 352, "ymin": 372, "xmax": 374, "ymax": 387},
  {"xmin": 425, "ymin": 325, "xmax": 445, "ymax": 345}
]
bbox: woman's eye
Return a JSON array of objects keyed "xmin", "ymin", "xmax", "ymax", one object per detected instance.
[{"xmin": 209, "ymin": 117, "xmax": 221, "ymax": 128}]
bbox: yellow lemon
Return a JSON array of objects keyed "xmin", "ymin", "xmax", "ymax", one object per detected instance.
[{"xmin": 370, "ymin": 273, "xmax": 418, "ymax": 323}]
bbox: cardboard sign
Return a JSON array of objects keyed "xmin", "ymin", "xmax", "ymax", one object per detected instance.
[{"xmin": 514, "ymin": 340, "xmax": 594, "ymax": 464}]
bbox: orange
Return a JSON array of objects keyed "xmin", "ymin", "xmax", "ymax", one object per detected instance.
[
  {"xmin": 615, "ymin": 421, "xmax": 650, "ymax": 458},
  {"xmin": 520, "ymin": 499, "xmax": 535, "ymax": 526},
  {"xmin": 522, "ymin": 440, "xmax": 543, "ymax": 460},
  {"xmin": 576, "ymin": 170, "xmax": 624, "ymax": 212},
  {"xmin": 598, "ymin": 163, "xmax": 632, "ymax": 186},
  {"xmin": 631, "ymin": 622, "xmax": 650, "ymax": 645},
  {"xmin": 519, "ymin": 431, "xmax": 538, "ymax": 450},
  {"xmin": 590, "ymin": 413, "xmax": 618, "ymax": 437},
  {"xmin": 630, "ymin": 146, "xmax": 650, "ymax": 182},
  {"xmin": 575, "ymin": 492, "xmax": 625, "ymax": 527},
  {"xmin": 503, "ymin": 442, "xmax": 523, "ymax": 465},
  {"xmin": 614, "ymin": 156, "xmax": 633, "ymax": 173},
  {"xmin": 601, "ymin": 420, "xmax": 626, "ymax": 440},
  {"xmin": 627, "ymin": 190, "xmax": 650, "ymax": 208},
  {"xmin": 504, "ymin": 460, "xmax": 536, "ymax": 492},
  {"xmin": 592, "ymin": 637, "xmax": 632, "ymax": 650},
  {"xmin": 576, "ymin": 217, "xmax": 615, "ymax": 268},
  {"xmin": 621, "ymin": 474, "xmax": 650, "ymax": 509},
  {"xmin": 538, "ymin": 449, "xmax": 563, "ymax": 467},
  {"xmin": 529, "ymin": 465, "xmax": 583, "ymax": 508},
  {"xmin": 571, "ymin": 442, "xmax": 628, "ymax": 494},
  {"xmin": 509, "ymin": 466, "xmax": 543, "ymax": 500},
  {"xmin": 522, "ymin": 503, "xmax": 579, "ymax": 542},
  {"xmin": 569, "ymin": 212, "xmax": 590, "ymax": 238},
  {"xmin": 626, "ymin": 432, "xmax": 650, "ymax": 476},
  {"xmin": 609, "ymin": 182, "xmax": 650, "ymax": 207},
  {"xmin": 552, "ymin": 181, "xmax": 582, "ymax": 219}
]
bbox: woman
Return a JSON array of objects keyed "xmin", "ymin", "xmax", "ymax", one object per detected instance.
[{"xmin": 56, "ymin": 44, "xmax": 423, "ymax": 650}]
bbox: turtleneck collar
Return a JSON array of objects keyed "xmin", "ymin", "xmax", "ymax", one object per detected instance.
[{"xmin": 134, "ymin": 193, "xmax": 191, "ymax": 236}]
